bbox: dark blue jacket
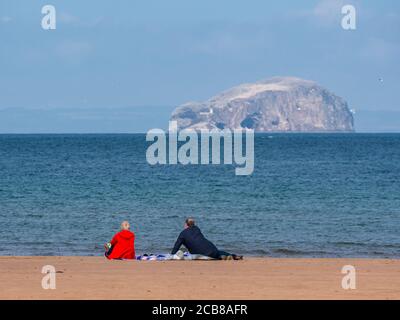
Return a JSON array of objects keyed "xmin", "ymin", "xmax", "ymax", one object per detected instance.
[{"xmin": 171, "ymin": 226, "xmax": 219, "ymax": 258}]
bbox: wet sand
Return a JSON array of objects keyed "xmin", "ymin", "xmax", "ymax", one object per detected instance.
[{"xmin": 0, "ymin": 257, "xmax": 399, "ymax": 300}]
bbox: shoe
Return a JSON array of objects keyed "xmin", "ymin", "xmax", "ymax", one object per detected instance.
[{"xmin": 174, "ymin": 250, "xmax": 185, "ymax": 260}]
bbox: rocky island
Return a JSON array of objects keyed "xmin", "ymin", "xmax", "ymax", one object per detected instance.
[{"xmin": 171, "ymin": 77, "xmax": 354, "ymax": 132}]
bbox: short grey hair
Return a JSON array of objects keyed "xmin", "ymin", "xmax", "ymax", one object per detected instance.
[{"xmin": 185, "ymin": 218, "xmax": 195, "ymax": 227}]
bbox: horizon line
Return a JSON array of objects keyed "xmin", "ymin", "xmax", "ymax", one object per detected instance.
[{"xmin": 1, "ymin": 131, "xmax": 400, "ymax": 135}]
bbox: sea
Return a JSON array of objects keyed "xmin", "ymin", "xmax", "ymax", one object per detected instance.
[{"xmin": 0, "ymin": 133, "xmax": 399, "ymax": 258}]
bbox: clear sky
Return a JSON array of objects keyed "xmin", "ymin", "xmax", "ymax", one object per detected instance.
[{"xmin": 0, "ymin": 0, "xmax": 399, "ymax": 132}]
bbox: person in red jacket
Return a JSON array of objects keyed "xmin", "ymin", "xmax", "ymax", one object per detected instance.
[{"xmin": 104, "ymin": 221, "xmax": 136, "ymax": 260}]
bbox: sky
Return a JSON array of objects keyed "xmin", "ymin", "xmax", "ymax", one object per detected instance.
[{"xmin": 0, "ymin": 0, "xmax": 399, "ymax": 132}]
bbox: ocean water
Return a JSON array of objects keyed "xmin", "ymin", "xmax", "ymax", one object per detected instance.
[{"xmin": 0, "ymin": 134, "xmax": 399, "ymax": 258}]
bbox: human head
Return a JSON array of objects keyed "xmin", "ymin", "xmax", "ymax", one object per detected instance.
[
  {"xmin": 120, "ymin": 221, "xmax": 130, "ymax": 231},
  {"xmin": 184, "ymin": 217, "xmax": 195, "ymax": 229}
]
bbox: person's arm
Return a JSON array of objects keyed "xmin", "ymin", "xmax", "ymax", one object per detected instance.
[
  {"xmin": 171, "ymin": 232, "xmax": 185, "ymax": 254},
  {"xmin": 105, "ymin": 234, "xmax": 118, "ymax": 251},
  {"xmin": 110, "ymin": 234, "xmax": 118, "ymax": 246}
]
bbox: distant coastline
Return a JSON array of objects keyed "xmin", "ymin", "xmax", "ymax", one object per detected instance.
[{"xmin": 1, "ymin": 108, "xmax": 400, "ymax": 134}]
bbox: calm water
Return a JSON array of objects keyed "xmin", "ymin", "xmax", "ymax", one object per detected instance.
[{"xmin": 0, "ymin": 134, "xmax": 399, "ymax": 258}]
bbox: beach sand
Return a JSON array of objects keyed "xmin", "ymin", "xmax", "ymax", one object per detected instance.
[{"xmin": 0, "ymin": 257, "xmax": 399, "ymax": 300}]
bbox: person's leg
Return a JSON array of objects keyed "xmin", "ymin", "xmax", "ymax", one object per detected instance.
[
  {"xmin": 218, "ymin": 250, "xmax": 231, "ymax": 257},
  {"xmin": 105, "ymin": 246, "xmax": 114, "ymax": 258},
  {"xmin": 217, "ymin": 250, "xmax": 243, "ymax": 260}
]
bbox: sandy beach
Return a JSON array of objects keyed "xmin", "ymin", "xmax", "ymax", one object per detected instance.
[{"xmin": 0, "ymin": 257, "xmax": 399, "ymax": 300}]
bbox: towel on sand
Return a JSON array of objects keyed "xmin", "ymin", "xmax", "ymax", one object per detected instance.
[{"xmin": 136, "ymin": 252, "xmax": 214, "ymax": 261}]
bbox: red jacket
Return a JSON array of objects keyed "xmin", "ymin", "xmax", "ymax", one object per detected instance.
[{"xmin": 107, "ymin": 230, "xmax": 135, "ymax": 260}]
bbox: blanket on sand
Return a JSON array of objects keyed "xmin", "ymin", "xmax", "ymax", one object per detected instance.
[{"xmin": 136, "ymin": 252, "xmax": 214, "ymax": 261}]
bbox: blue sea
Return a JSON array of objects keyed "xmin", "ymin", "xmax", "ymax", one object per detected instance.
[{"xmin": 0, "ymin": 134, "xmax": 399, "ymax": 258}]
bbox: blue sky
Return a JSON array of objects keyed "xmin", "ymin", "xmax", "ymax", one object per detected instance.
[{"xmin": 0, "ymin": 0, "xmax": 399, "ymax": 132}]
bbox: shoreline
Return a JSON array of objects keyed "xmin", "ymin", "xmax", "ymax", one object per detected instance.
[
  {"xmin": 1, "ymin": 254, "xmax": 399, "ymax": 259},
  {"xmin": 0, "ymin": 256, "xmax": 399, "ymax": 300}
]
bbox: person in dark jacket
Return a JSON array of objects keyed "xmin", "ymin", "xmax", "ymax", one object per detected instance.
[{"xmin": 171, "ymin": 218, "xmax": 243, "ymax": 260}]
